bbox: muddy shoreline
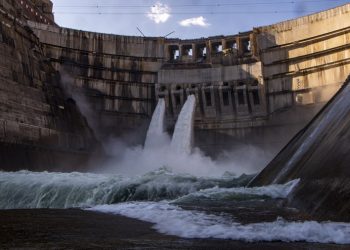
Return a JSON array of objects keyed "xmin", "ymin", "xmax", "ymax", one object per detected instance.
[{"xmin": 0, "ymin": 209, "xmax": 348, "ymax": 249}]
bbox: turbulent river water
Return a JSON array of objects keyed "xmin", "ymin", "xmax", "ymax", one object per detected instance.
[
  {"xmin": 1, "ymin": 96, "xmax": 350, "ymax": 244},
  {"xmin": 0, "ymin": 169, "xmax": 350, "ymax": 244}
]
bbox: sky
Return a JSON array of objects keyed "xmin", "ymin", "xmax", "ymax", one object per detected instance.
[{"xmin": 51, "ymin": 0, "xmax": 349, "ymax": 39}]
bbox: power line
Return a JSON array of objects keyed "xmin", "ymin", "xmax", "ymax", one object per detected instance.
[
  {"xmin": 54, "ymin": 0, "xmax": 346, "ymax": 8},
  {"xmin": 54, "ymin": 11, "xmax": 314, "ymax": 15}
]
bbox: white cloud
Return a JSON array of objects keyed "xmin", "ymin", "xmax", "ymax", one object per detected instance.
[
  {"xmin": 147, "ymin": 2, "xmax": 171, "ymax": 24},
  {"xmin": 179, "ymin": 16, "xmax": 210, "ymax": 27}
]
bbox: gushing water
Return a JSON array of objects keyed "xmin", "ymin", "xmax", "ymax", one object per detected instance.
[
  {"xmin": 1, "ymin": 169, "xmax": 349, "ymax": 244},
  {"xmin": 145, "ymin": 98, "xmax": 167, "ymax": 148},
  {"xmin": 0, "ymin": 170, "xmax": 252, "ymax": 209},
  {"xmin": 171, "ymin": 95, "xmax": 196, "ymax": 155},
  {"xmin": 103, "ymin": 94, "xmax": 268, "ymax": 177},
  {"xmin": 2, "ymin": 84, "xmax": 350, "ymax": 245}
]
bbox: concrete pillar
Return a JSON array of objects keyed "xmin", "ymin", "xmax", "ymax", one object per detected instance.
[
  {"xmin": 165, "ymin": 45, "xmax": 170, "ymax": 61},
  {"xmin": 201, "ymin": 85, "xmax": 216, "ymax": 118},
  {"xmin": 221, "ymin": 39, "xmax": 227, "ymax": 50},
  {"xmin": 237, "ymin": 37, "xmax": 243, "ymax": 56},
  {"xmin": 218, "ymin": 84, "xmax": 235, "ymax": 118},
  {"xmin": 249, "ymin": 33, "xmax": 257, "ymax": 57},
  {"xmin": 179, "ymin": 45, "xmax": 184, "ymax": 61},
  {"xmin": 206, "ymin": 40, "xmax": 211, "ymax": 62},
  {"xmin": 192, "ymin": 43, "xmax": 196, "ymax": 62},
  {"xmin": 171, "ymin": 86, "xmax": 185, "ymax": 118},
  {"xmin": 186, "ymin": 86, "xmax": 202, "ymax": 118},
  {"xmin": 234, "ymin": 83, "xmax": 250, "ymax": 116},
  {"xmin": 156, "ymin": 85, "xmax": 171, "ymax": 117}
]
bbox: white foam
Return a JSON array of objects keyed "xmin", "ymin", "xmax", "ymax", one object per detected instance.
[
  {"xmin": 0, "ymin": 171, "xmax": 123, "ymax": 209},
  {"xmin": 174, "ymin": 179, "xmax": 300, "ymax": 203},
  {"xmin": 89, "ymin": 201, "xmax": 350, "ymax": 244},
  {"xmin": 0, "ymin": 169, "xmax": 244, "ymax": 209}
]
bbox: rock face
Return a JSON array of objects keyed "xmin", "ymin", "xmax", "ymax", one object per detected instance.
[
  {"xmin": 249, "ymin": 75, "xmax": 350, "ymax": 221},
  {"xmin": 0, "ymin": 0, "xmax": 55, "ymax": 25},
  {"xmin": 0, "ymin": 1, "xmax": 100, "ymax": 171}
]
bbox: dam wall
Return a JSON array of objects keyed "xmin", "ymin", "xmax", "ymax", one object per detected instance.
[
  {"xmin": 29, "ymin": 22, "xmax": 165, "ymax": 142},
  {"xmin": 156, "ymin": 34, "xmax": 270, "ymax": 153},
  {"xmin": 256, "ymin": 3, "xmax": 350, "ymax": 113},
  {"xmin": 27, "ymin": 3, "xmax": 350, "ymax": 155},
  {"xmin": 0, "ymin": 0, "xmax": 350, "ymax": 168},
  {"xmin": 156, "ymin": 4, "xmax": 350, "ymax": 153},
  {"xmin": 29, "ymin": 23, "xmax": 271, "ymax": 151}
]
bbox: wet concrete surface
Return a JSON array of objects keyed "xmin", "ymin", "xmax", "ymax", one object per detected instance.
[{"xmin": 0, "ymin": 209, "xmax": 349, "ymax": 250}]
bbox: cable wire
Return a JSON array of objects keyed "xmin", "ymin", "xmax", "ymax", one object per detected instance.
[
  {"xmin": 54, "ymin": 0, "xmax": 346, "ymax": 8},
  {"xmin": 53, "ymin": 11, "xmax": 314, "ymax": 15}
]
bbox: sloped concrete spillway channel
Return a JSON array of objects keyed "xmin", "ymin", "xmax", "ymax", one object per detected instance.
[{"xmin": 250, "ymin": 75, "xmax": 350, "ymax": 221}]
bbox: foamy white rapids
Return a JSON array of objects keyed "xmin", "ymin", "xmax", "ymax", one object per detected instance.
[
  {"xmin": 145, "ymin": 98, "xmax": 168, "ymax": 148},
  {"xmin": 171, "ymin": 95, "xmax": 196, "ymax": 155},
  {"xmin": 89, "ymin": 202, "xmax": 350, "ymax": 244},
  {"xmin": 174, "ymin": 179, "xmax": 299, "ymax": 203},
  {"xmin": 0, "ymin": 170, "xmax": 248, "ymax": 209}
]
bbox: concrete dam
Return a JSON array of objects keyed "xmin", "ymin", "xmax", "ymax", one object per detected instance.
[
  {"xmin": 3, "ymin": 1, "xmax": 350, "ymax": 247},
  {"xmin": 0, "ymin": 0, "xmax": 350, "ymax": 169}
]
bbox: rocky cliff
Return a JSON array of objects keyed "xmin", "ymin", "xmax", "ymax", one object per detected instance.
[{"xmin": 0, "ymin": 1, "xmax": 100, "ymax": 171}]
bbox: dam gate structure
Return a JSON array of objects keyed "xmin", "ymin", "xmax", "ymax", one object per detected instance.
[{"xmin": 0, "ymin": 0, "xmax": 350, "ymax": 168}]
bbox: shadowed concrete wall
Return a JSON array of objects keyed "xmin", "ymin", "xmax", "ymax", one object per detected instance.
[{"xmin": 29, "ymin": 22, "xmax": 166, "ymax": 143}]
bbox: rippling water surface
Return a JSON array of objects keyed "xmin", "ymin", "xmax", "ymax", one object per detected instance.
[{"xmin": 1, "ymin": 169, "xmax": 350, "ymax": 244}]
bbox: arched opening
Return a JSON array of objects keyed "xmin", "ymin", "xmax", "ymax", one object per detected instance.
[{"xmin": 159, "ymin": 86, "xmax": 167, "ymax": 92}]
